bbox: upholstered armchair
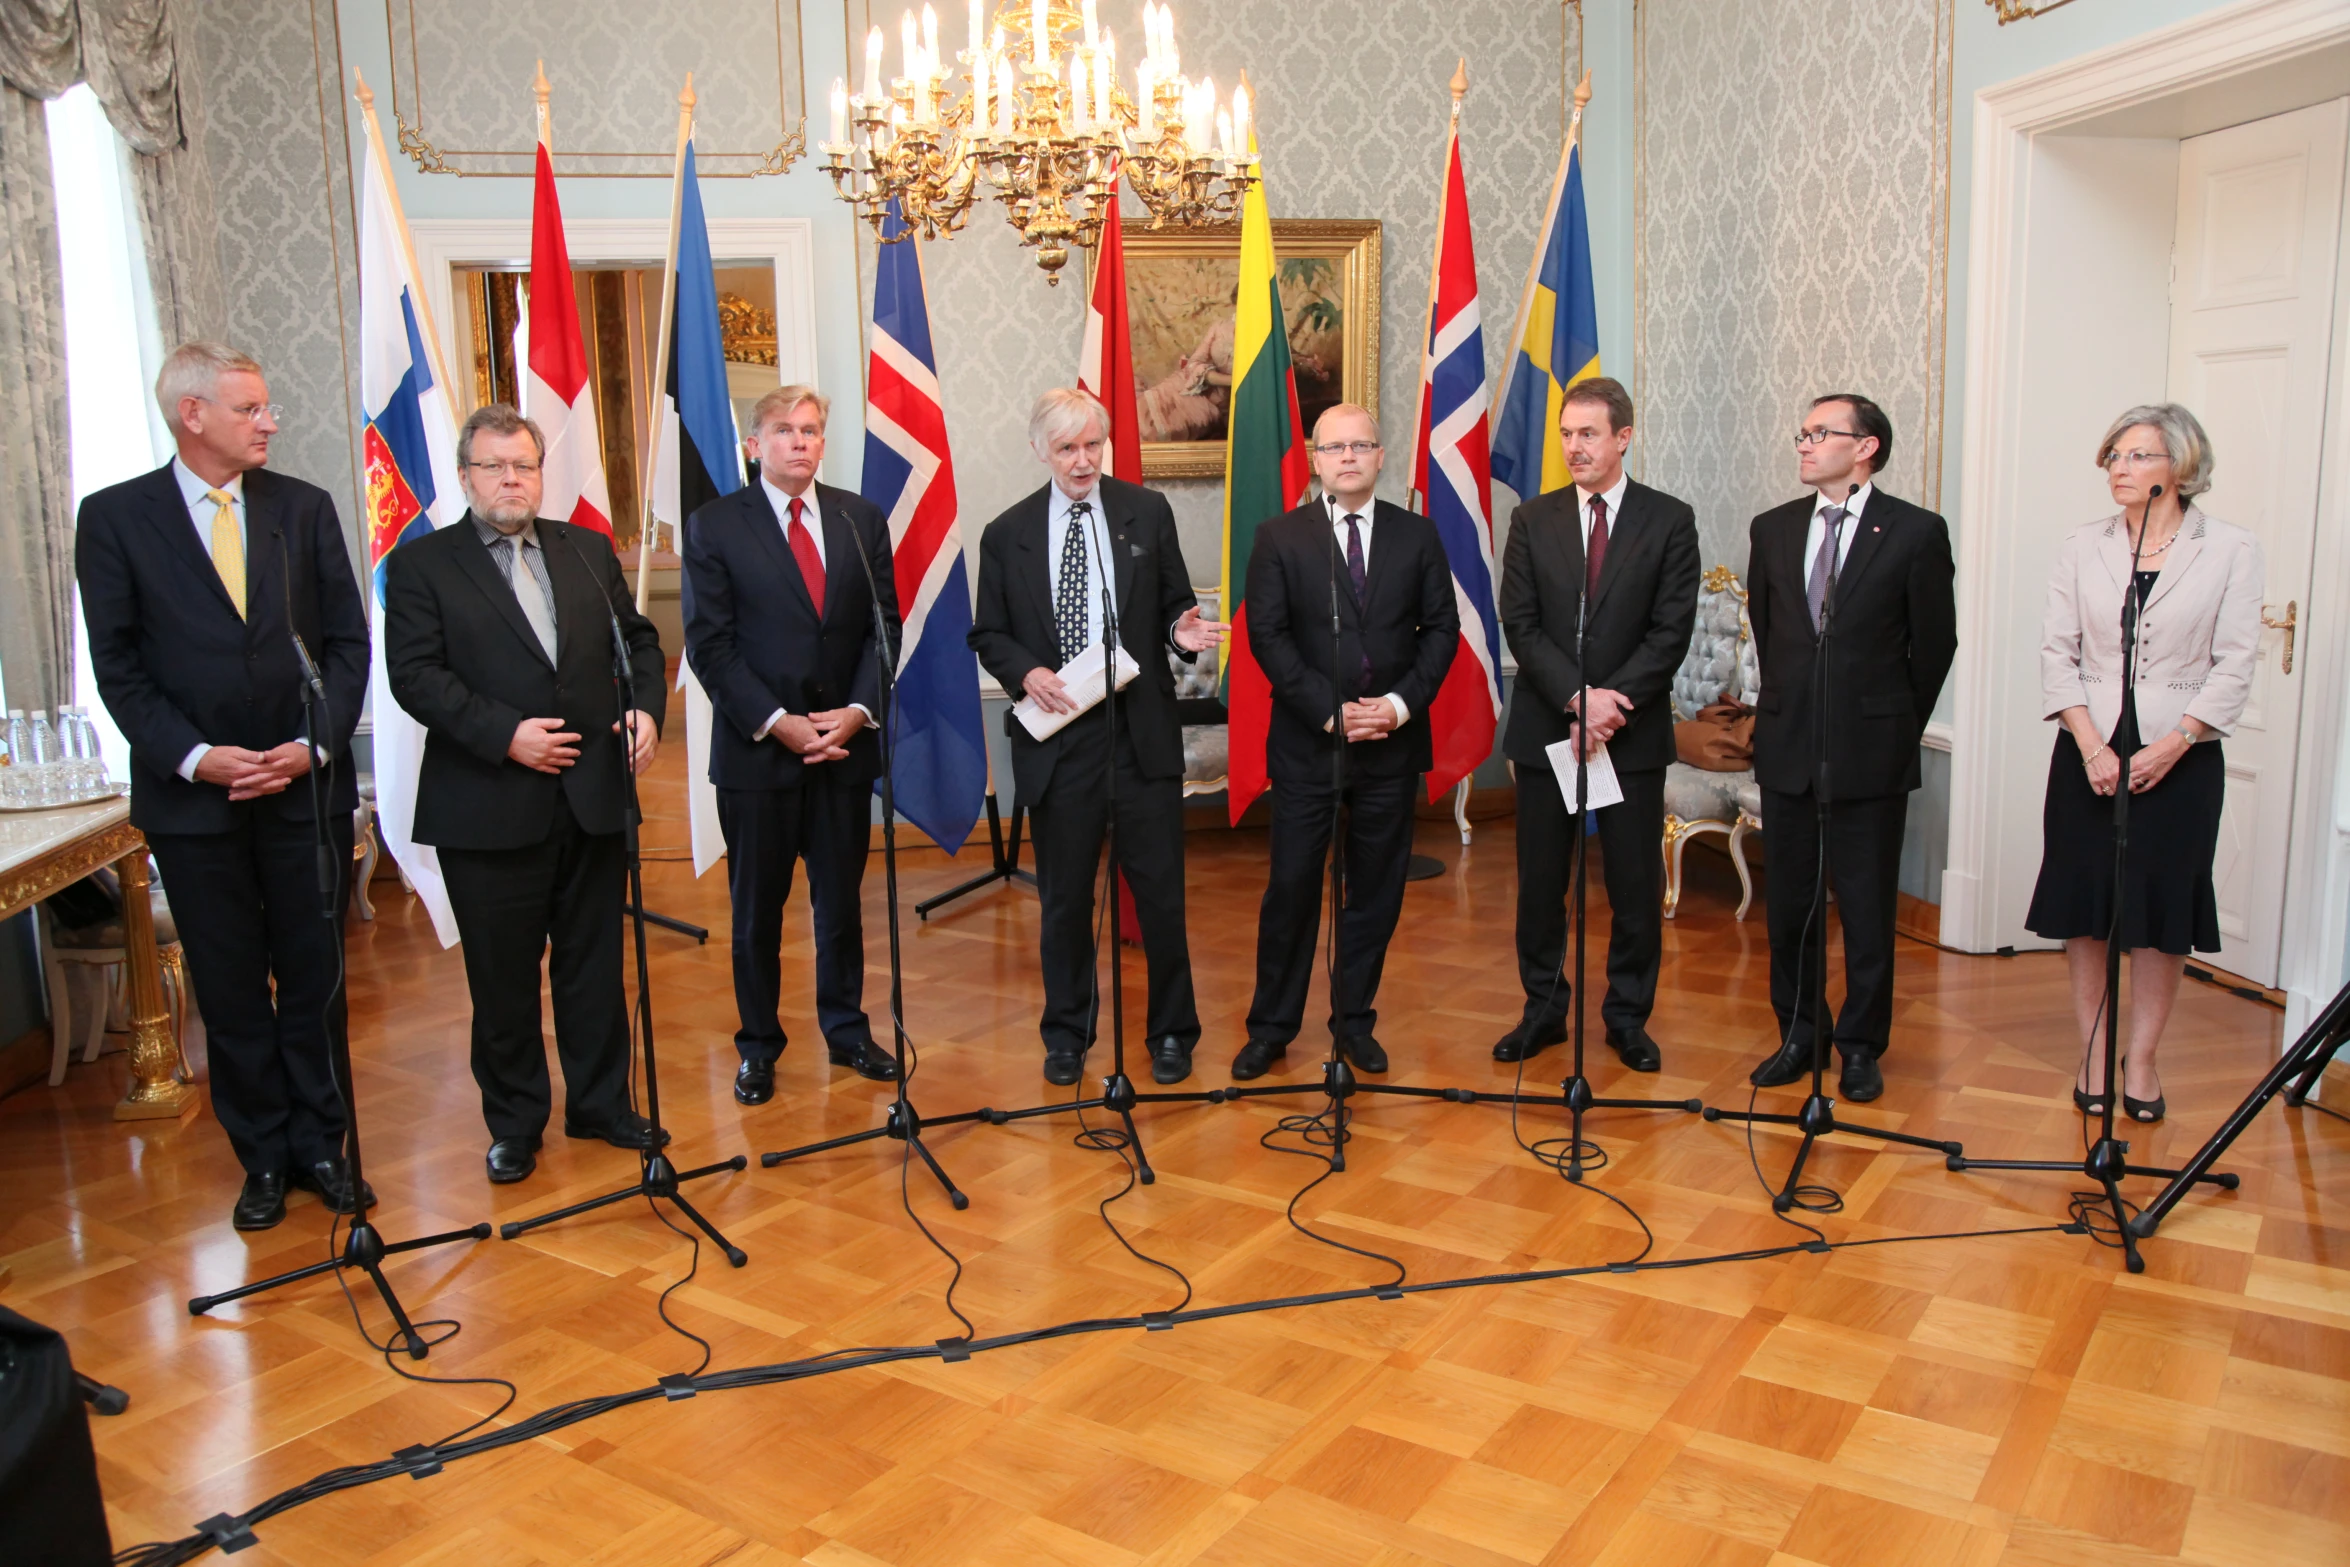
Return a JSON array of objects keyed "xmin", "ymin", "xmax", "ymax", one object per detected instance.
[{"xmin": 1661, "ymin": 566, "xmax": 1761, "ymax": 918}]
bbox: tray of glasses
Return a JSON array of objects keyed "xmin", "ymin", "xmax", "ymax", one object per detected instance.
[{"xmin": 0, "ymin": 784, "xmax": 126, "ymax": 812}]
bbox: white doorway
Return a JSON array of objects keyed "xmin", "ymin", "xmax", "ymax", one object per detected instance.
[{"xmin": 2170, "ymin": 98, "xmax": 2346, "ymax": 986}]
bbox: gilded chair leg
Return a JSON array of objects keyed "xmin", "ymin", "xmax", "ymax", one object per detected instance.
[
  {"xmin": 1729, "ymin": 817, "xmax": 1757, "ymax": 921},
  {"xmin": 161, "ymin": 945, "xmax": 194, "ymax": 1083},
  {"xmin": 1661, "ymin": 820, "xmax": 1685, "ymax": 919}
]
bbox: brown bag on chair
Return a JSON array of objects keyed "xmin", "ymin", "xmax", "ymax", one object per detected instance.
[{"xmin": 1674, "ymin": 701, "xmax": 1753, "ymax": 771}]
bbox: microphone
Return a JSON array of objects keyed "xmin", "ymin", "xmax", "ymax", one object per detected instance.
[
  {"xmin": 838, "ymin": 497, "xmax": 900, "ymax": 678},
  {"xmin": 276, "ymin": 526, "xmax": 335, "ymax": 903},
  {"xmin": 555, "ymin": 522, "xmax": 652, "ymax": 773},
  {"xmin": 276, "ymin": 528, "xmax": 326, "ymax": 702}
]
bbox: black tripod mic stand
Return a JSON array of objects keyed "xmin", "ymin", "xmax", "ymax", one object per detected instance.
[
  {"xmin": 1943, "ymin": 484, "xmax": 2234, "ymax": 1271},
  {"xmin": 1706, "ymin": 502, "xmax": 1963, "ymax": 1206},
  {"xmin": 499, "ymin": 532, "xmax": 748, "ymax": 1264},
  {"xmin": 190, "ymin": 536, "xmax": 490, "ymax": 1347}
]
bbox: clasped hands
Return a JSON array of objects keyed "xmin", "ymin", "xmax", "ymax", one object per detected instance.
[
  {"xmin": 769, "ymin": 707, "xmax": 866, "ymax": 763},
  {"xmin": 1564, "ymin": 687, "xmax": 1633, "ymax": 757},
  {"xmin": 507, "ymin": 710, "xmax": 661, "ymax": 776},
  {"xmin": 1021, "ymin": 605, "xmax": 1231, "ymax": 715},
  {"xmin": 2081, "ymin": 729, "xmax": 2189, "ymax": 797},
  {"xmin": 194, "ymin": 741, "xmax": 315, "ymax": 802}
]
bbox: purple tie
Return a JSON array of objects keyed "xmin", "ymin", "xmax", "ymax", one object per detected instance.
[
  {"xmin": 1586, "ymin": 494, "xmax": 1609, "ymax": 600},
  {"xmin": 1344, "ymin": 513, "xmax": 1370, "ymax": 694}
]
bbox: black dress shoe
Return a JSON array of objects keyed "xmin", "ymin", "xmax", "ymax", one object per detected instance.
[
  {"xmin": 1149, "ymin": 1037, "xmax": 1193, "ymax": 1085},
  {"xmin": 1606, "ymin": 1027, "xmax": 1662, "ymax": 1073},
  {"xmin": 734, "ymin": 1059, "xmax": 776, "ymax": 1105},
  {"xmin": 289, "ymin": 1156, "xmax": 377, "ymax": 1215},
  {"xmin": 232, "ymin": 1171, "xmax": 287, "ymax": 1231},
  {"xmin": 563, "ymin": 1111, "xmax": 671, "ymax": 1150},
  {"xmin": 1043, "ymin": 1048, "xmax": 1086, "ymax": 1087},
  {"xmin": 1749, "ymin": 1032, "xmax": 1828, "ymax": 1088},
  {"xmin": 1340, "ymin": 1036, "xmax": 1388, "ymax": 1074},
  {"xmin": 1230, "ymin": 1039, "xmax": 1287, "ymax": 1080},
  {"xmin": 828, "ymin": 1041, "xmax": 901, "ymax": 1082},
  {"xmin": 1838, "ymin": 1049, "xmax": 1885, "ymax": 1103},
  {"xmin": 1493, "ymin": 1019, "xmax": 1567, "ymax": 1063},
  {"xmin": 486, "ymin": 1136, "xmax": 539, "ymax": 1184}
]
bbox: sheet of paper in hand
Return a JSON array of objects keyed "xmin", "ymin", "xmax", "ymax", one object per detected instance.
[
  {"xmin": 1543, "ymin": 736, "xmax": 1625, "ymax": 812},
  {"xmin": 1014, "ymin": 643, "xmax": 1144, "ymax": 740}
]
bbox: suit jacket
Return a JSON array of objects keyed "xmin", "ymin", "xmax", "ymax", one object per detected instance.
[
  {"xmin": 682, "ymin": 481, "xmax": 898, "ymax": 790},
  {"xmin": 1500, "ymin": 478, "xmax": 1701, "ymax": 774},
  {"xmin": 968, "ymin": 474, "xmax": 1198, "ymax": 802},
  {"xmin": 1246, "ymin": 498, "xmax": 1459, "ymax": 783},
  {"xmin": 1746, "ymin": 489, "xmax": 1957, "ymax": 799},
  {"xmin": 75, "ymin": 462, "xmax": 367, "ymax": 835},
  {"xmin": 383, "ymin": 513, "xmax": 666, "ymax": 849},
  {"xmin": 2039, "ymin": 507, "xmax": 2263, "ymax": 742}
]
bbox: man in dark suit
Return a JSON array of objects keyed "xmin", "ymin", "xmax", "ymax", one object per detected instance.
[
  {"xmin": 1232, "ymin": 404, "xmax": 1459, "ymax": 1080},
  {"xmin": 77, "ymin": 341, "xmax": 371, "ymax": 1231},
  {"xmin": 383, "ymin": 404, "xmax": 667, "ymax": 1183},
  {"xmin": 969, "ymin": 388, "xmax": 1228, "ymax": 1085},
  {"xmin": 1745, "ymin": 393, "xmax": 1956, "ymax": 1102},
  {"xmin": 683, "ymin": 385, "xmax": 900, "ymax": 1104},
  {"xmin": 1497, "ymin": 377, "xmax": 1701, "ymax": 1072}
]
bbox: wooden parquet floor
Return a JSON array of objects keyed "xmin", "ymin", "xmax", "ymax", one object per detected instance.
[{"xmin": 5, "ymin": 745, "xmax": 2348, "ymax": 1566}]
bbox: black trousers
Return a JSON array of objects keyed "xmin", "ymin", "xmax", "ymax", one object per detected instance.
[
  {"xmin": 147, "ymin": 809, "xmax": 353, "ymax": 1176},
  {"xmin": 717, "ymin": 773, "xmax": 872, "ymax": 1064},
  {"xmin": 1760, "ymin": 786, "xmax": 1909, "ymax": 1056},
  {"xmin": 1513, "ymin": 761, "xmax": 1666, "ymax": 1034},
  {"xmin": 1027, "ymin": 709, "xmax": 1199, "ymax": 1057},
  {"xmin": 437, "ymin": 794, "xmax": 632, "ymax": 1140},
  {"xmin": 1247, "ymin": 769, "xmax": 1417, "ymax": 1046}
]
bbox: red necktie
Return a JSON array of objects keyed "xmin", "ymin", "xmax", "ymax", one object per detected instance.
[
  {"xmin": 1585, "ymin": 493, "xmax": 1610, "ymax": 600},
  {"xmin": 788, "ymin": 496, "xmax": 825, "ymax": 617}
]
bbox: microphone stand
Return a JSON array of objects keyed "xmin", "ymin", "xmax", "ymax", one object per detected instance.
[
  {"xmin": 500, "ymin": 529, "xmax": 749, "ymax": 1265},
  {"xmin": 1947, "ymin": 485, "xmax": 2235, "ymax": 1271},
  {"xmin": 1707, "ymin": 498, "xmax": 1963, "ymax": 1201},
  {"xmin": 190, "ymin": 532, "xmax": 490, "ymax": 1348},
  {"xmin": 762, "ymin": 512, "xmax": 972, "ymax": 1205}
]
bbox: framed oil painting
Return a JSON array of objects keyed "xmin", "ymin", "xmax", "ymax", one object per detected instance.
[{"xmin": 1097, "ymin": 219, "xmax": 1381, "ymax": 479}]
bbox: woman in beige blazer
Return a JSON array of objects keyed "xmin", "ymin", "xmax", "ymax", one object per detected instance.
[{"xmin": 2027, "ymin": 403, "xmax": 2264, "ymax": 1123}]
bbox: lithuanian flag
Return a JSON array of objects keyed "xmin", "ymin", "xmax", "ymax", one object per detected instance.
[{"xmin": 1219, "ymin": 137, "xmax": 1311, "ymax": 823}]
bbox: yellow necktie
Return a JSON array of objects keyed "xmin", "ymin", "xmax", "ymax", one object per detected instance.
[{"xmin": 206, "ymin": 488, "xmax": 245, "ymax": 619}]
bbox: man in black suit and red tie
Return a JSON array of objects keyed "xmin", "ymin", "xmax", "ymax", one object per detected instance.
[
  {"xmin": 682, "ymin": 385, "xmax": 901, "ymax": 1104},
  {"xmin": 1744, "ymin": 393, "xmax": 1956, "ymax": 1102},
  {"xmin": 969, "ymin": 388, "xmax": 1229, "ymax": 1086},
  {"xmin": 1496, "ymin": 376, "xmax": 1701, "ymax": 1073},
  {"xmin": 1231, "ymin": 404, "xmax": 1459, "ymax": 1080},
  {"xmin": 77, "ymin": 341, "xmax": 372, "ymax": 1231},
  {"xmin": 384, "ymin": 404, "xmax": 667, "ymax": 1184}
]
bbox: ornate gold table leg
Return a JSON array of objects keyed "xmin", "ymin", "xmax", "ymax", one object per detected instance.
[{"xmin": 113, "ymin": 844, "xmax": 195, "ymax": 1121}]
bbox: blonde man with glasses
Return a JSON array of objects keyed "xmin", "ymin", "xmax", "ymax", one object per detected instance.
[{"xmin": 77, "ymin": 341, "xmax": 372, "ymax": 1230}]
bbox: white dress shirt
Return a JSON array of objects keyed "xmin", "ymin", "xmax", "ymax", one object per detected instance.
[
  {"xmin": 1570, "ymin": 471, "xmax": 1630, "ymax": 549},
  {"xmin": 755, "ymin": 476, "xmax": 874, "ymax": 741},
  {"xmin": 1806, "ymin": 479, "xmax": 1872, "ymax": 577},
  {"xmin": 171, "ymin": 458, "xmax": 325, "ymax": 782},
  {"xmin": 1322, "ymin": 491, "xmax": 1409, "ymax": 729}
]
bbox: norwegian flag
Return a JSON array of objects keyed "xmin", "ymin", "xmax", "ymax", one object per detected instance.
[
  {"xmin": 523, "ymin": 142, "xmax": 611, "ymax": 536},
  {"xmin": 863, "ymin": 200, "xmax": 985, "ymax": 853},
  {"xmin": 1408, "ymin": 110, "xmax": 1501, "ymax": 800}
]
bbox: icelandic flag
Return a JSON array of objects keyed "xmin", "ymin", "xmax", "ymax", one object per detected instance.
[
  {"xmin": 357, "ymin": 106, "xmax": 464, "ymax": 946},
  {"xmin": 1491, "ymin": 110, "xmax": 1602, "ymax": 502},
  {"xmin": 863, "ymin": 200, "xmax": 985, "ymax": 854},
  {"xmin": 649, "ymin": 140, "xmax": 740, "ymax": 877},
  {"xmin": 1408, "ymin": 112, "xmax": 1502, "ymax": 800},
  {"xmin": 524, "ymin": 141, "xmax": 612, "ymax": 536}
]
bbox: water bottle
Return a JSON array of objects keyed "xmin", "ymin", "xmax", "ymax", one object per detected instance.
[
  {"xmin": 56, "ymin": 708, "xmax": 86, "ymax": 797},
  {"xmin": 28, "ymin": 710, "xmax": 61, "ymax": 805},
  {"xmin": 0, "ymin": 709, "xmax": 20, "ymax": 807},
  {"xmin": 77, "ymin": 710, "xmax": 111, "ymax": 793}
]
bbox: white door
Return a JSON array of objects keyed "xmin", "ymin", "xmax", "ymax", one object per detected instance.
[{"xmin": 2167, "ymin": 98, "xmax": 2348, "ymax": 987}]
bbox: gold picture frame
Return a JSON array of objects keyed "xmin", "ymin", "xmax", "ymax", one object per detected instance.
[{"xmin": 1096, "ymin": 219, "xmax": 1381, "ymax": 480}]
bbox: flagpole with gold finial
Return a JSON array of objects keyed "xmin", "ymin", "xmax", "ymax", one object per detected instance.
[
  {"xmin": 1570, "ymin": 67, "xmax": 1590, "ymax": 147},
  {"xmin": 534, "ymin": 58, "xmax": 552, "ymax": 149},
  {"xmin": 636, "ymin": 73, "xmax": 695, "ymax": 612},
  {"xmin": 353, "ymin": 69, "xmax": 458, "ymax": 405}
]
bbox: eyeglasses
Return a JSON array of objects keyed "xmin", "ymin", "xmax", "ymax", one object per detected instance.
[
  {"xmin": 202, "ymin": 396, "xmax": 283, "ymax": 423},
  {"xmin": 1793, "ymin": 427, "xmax": 1864, "ymax": 448},
  {"xmin": 1313, "ymin": 441, "xmax": 1382, "ymax": 456},
  {"xmin": 2100, "ymin": 449, "xmax": 2168, "ymax": 471},
  {"xmin": 465, "ymin": 460, "xmax": 542, "ymax": 479}
]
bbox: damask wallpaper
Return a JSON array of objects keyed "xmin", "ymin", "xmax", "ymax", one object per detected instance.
[{"xmin": 1634, "ymin": 0, "xmax": 1954, "ymax": 569}]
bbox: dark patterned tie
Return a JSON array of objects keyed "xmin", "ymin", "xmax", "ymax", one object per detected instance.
[
  {"xmin": 1055, "ymin": 500, "xmax": 1093, "ymax": 665},
  {"xmin": 1585, "ymin": 494, "xmax": 1609, "ymax": 601},
  {"xmin": 1808, "ymin": 505, "xmax": 1846, "ymax": 632},
  {"xmin": 1343, "ymin": 512, "xmax": 1370, "ymax": 694}
]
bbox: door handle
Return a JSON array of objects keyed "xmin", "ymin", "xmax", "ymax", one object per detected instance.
[{"xmin": 2261, "ymin": 600, "xmax": 2297, "ymax": 674}]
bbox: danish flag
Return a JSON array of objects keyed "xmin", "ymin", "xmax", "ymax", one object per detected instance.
[{"xmin": 524, "ymin": 142, "xmax": 611, "ymax": 536}]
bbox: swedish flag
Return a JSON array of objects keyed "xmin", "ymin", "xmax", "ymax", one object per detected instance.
[{"xmin": 1491, "ymin": 131, "xmax": 1602, "ymax": 500}]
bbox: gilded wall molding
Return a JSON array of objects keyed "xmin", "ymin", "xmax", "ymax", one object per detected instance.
[{"xmin": 1985, "ymin": 0, "xmax": 2083, "ymax": 23}]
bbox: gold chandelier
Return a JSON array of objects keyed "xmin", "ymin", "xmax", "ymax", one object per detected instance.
[{"xmin": 822, "ymin": 0, "xmax": 1259, "ymax": 282}]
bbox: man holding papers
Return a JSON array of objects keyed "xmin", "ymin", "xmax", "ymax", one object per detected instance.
[
  {"xmin": 970, "ymin": 388, "xmax": 1228, "ymax": 1085},
  {"xmin": 1496, "ymin": 377, "xmax": 1699, "ymax": 1072}
]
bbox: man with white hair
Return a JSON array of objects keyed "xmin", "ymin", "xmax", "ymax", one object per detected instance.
[
  {"xmin": 77, "ymin": 341, "xmax": 372, "ymax": 1231},
  {"xmin": 969, "ymin": 388, "xmax": 1228, "ymax": 1085}
]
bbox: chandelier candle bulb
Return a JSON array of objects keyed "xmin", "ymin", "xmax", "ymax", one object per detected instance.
[
  {"xmin": 1094, "ymin": 38, "xmax": 1112, "ymax": 131},
  {"xmin": 1137, "ymin": 59, "xmax": 1156, "ymax": 136},
  {"xmin": 1068, "ymin": 51, "xmax": 1088, "ymax": 132},
  {"xmin": 1215, "ymin": 106, "xmax": 1232, "ymax": 158},
  {"xmin": 972, "ymin": 44, "xmax": 990, "ymax": 135},
  {"xmin": 830, "ymin": 78, "xmax": 848, "ymax": 144},
  {"xmin": 1031, "ymin": 0, "xmax": 1047, "ymax": 68},
  {"xmin": 1232, "ymin": 79, "xmax": 1249, "ymax": 150},
  {"xmin": 1081, "ymin": 0, "xmax": 1098, "ymax": 49},
  {"xmin": 995, "ymin": 55, "xmax": 1015, "ymax": 134}
]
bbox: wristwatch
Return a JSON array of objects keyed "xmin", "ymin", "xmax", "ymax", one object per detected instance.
[{"xmin": 2174, "ymin": 724, "xmax": 2198, "ymax": 744}]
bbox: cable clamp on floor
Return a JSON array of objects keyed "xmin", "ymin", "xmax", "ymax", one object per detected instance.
[
  {"xmin": 1374, "ymin": 1286, "xmax": 1404, "ymax": 1302},
  {"xmin": 194, "ymin": 1513, "xmax": 259, "ymax": 1553},
  {"xmin": 1606, "ymin": 1261, "xmax": 1637, "ymax": 1274},
  {"xmin": 1800, "ymin": 1239, "xmax": 1831, "ymax": 1254},
  {"xmin": 936, "ymin": 1336, "xmax": 973, "ymax": 1362},
  {"xmin": 1142, "ymin": 1312, "xmax": 1175, "ymax": 1332},
  {"xmin": 658, "ymin": 1373, "xmax": 699, "ymax": 1401},
  {"xmin": 392, "ymin": 1444, "xmax": 444, "ymax": 1479}
]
